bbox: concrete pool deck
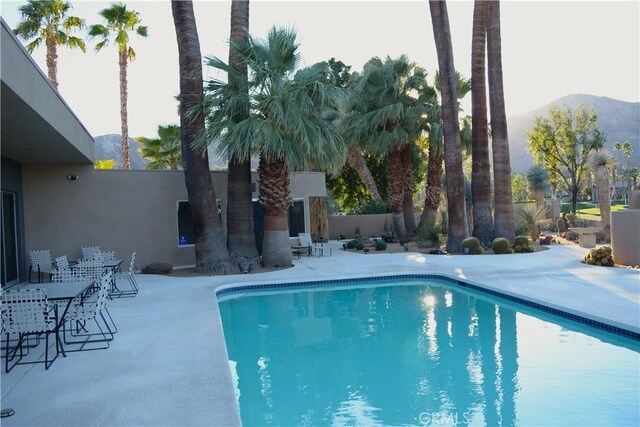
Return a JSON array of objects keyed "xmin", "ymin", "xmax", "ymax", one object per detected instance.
[{"xmin": 1, "ymin": 243, "xmax": 639, "ymax": 426}]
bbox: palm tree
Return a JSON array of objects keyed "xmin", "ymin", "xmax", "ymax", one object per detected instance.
[
  {"xmin": 526, "ymin": 165, "xmax": 549, "ymax": 211},
  {"xmin": 136, "ymin": 125, "xmax": 182, "ymax": 170},
  {"xmin": 171, "ymin": 0, "xmax": 231, "ymax": 273},
  {"xmin": 417, "ymin": 73, "xmax": 471, "ymax": 237},
  {"xmin": 487, "ymin": 0, "xmax": 515, "ymax": 242},
  {"xmin": 471, "ymin": 0, "xmax": 493, "ymax": 247},
  {"xmin": 333, "ymin": 63, "xmax": 382, "ymax": 202},
  {"xmin": 225, "ymin": 0, "xmax": 260, "ymax": 265},
  {"xmin": 14, "ymin": 0, "xmax": 86, "ymax": 89},
  {"xmin": 198, "ymin": 28, "xmax": 345, "ymax": 267},
  {"xmin": 428, "ymin": 0, "xmax": 469, "ymax": 252},
  {"xmin": 589, "ymin": 150, "xmax": 613, "ymax": 241},
  {"xmin": 89, "ymin": 3, "xmax": 148, "ymax": 170},
  {"xmin": 345, "ymin": 56, "xmax": 432, "ymax": 239}
]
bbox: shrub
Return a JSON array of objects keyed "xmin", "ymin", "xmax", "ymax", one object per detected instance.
[
  {"xmin": 399, "ymin": 238, "xmax": 408, "ymax": 246},
  {"xmin": 355, "ymin": 199, "xmax": 391, "ymax": 215},
  {"xmin": 375, "ymin": 240, "xmax": 387, "ymax": 251},
  {"xmin": 513, "ymin": 244, "xmax": 534, "ymax": 253},
  {"xmin": 461, "ymin": 237, "xmax": 483, "ymax": 255},
  {"xmin": 513, "ymin": 235, "xmax": 534, "ymax": 253},
  {"xmin": 492, "ymin": 237, "xmax": 512, "ymax": 254},
  {"xmin": 416, "ymin": 223, "xmax": 444, "ymax": 248},
  {"xmin": 584, "ymin": 246, "xmax": 614, "ymax": 267},
  {"xmin": 338, "ymin": 233, "xmax": 346, "ymax": 240},
  {"xmin": 345, "ymin": 240, "xmax": 357, "ymax": 249},
  {"xmin": 355, "ymin": 241, "xmax": 365, "ymax": 251}
]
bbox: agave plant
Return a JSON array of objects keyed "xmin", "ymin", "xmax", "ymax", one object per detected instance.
[{"xmin": 517, "ymin": 205, "xmax": 551, "ymax": 241}]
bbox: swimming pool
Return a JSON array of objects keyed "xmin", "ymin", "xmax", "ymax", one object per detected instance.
[{"xmin": 217, "ymin": 276, "xmax": 640, "ymax": 426}]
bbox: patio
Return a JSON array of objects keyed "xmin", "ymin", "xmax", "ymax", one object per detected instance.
[{"xmin": 1, "ymin": 243, "xmax": 639, "ymax": 426}]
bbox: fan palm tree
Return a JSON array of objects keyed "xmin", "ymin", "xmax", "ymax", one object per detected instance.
[
  {"xmin": 225, "ymin": 0, "xmax": 260, "ymax": 265},
  {"xmin": 589, "ymin": 150, "xmax": 613, "ymax": 241},
  {"xmin": 426, "ymin": 1, "xmax": 469, "ymax": 253},
  {"xmin": 471, "ymin": 0, "xmax": 493, "ymax": 247},
  {"xmin": 487, "ymin": 0, "xmax": 515, "ymax": 242},
  {"xmin": 171, "ymin": 0, "xmax": 231, "ymax": 273},
  {"xmin": 89, "ymin": 3, "xmax": 148, "ymax": 170},
  {"xmin": 330, "ymin": 59, "xmax": 383, "ymax": 202},
  {"xmin": 345, "ymin": 56, "xmax": 432, "ymax": 239},
  {"xmin": 14, "ymin": 0, "xmax": 86, "ymax": 89},
  {"xmin": 136, "ymin": 125, "xmax": 182, "ymax": 170},
  {"xmin": 198, "ymin": 27, "xmax": 345, "ymax": 267},
  {"xmin": 417, "ymin": 72, "xmax": 471, "ymax": 237}
]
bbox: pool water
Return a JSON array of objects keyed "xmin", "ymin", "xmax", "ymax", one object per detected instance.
[{"xmin": 218, "ymin": 279, "xmax": 640, "ymax": 426}]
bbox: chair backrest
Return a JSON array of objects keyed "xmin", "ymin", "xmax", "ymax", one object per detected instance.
[
  {"xmin": 94, "ymin": 271, "xmax": 113, "ymax": 314},
  {"xmin": 55, "ymin": 255, "xmax": 70, "ymax": 271},
  {"xmin": 95, "ymin": 250, "xmax": 116, "ymax": 261},
  {"xmin": 76, "ymin": 258, "xmax": 104, "ymax": 280},
  {"xmin": 1, "ymin": 289, "xmax": 52, "ymax": 333},
  {"xmin": 298, "ymin": 233, "xmax": 313, "ymax": 247},
  {"xmin": 81, "ymin": 246, "xmax": 101, "ymax": 260},
  {"xmin": 52, "ymin": 268, "xmax": 85, "ymax": 283},
  {"xmin": 127, "ymin": 252, "xmax": 137, "ymax": 274},
  {"xmin": 29, "ymin": 250, "xmax": 53, "ymax": 274}
]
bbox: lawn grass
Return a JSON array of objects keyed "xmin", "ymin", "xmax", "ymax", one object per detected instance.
[{"xmin": 562, "ymin": 200, "xmax": 628, "ymax": 219}]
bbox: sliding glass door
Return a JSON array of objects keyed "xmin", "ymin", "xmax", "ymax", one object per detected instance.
[{"xmin": 1, "ymin": 191, "xmax": 19, "ymax": 286}]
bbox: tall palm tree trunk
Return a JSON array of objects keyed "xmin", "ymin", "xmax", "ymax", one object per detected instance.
[
  {"xmin": 45, "ymin": 30, "xmax": 59, "ymax": 88},
  {"xmin": 429, "ymin": 0, "xmax": 469, "ymax": 253},
  {"xmin": 347, "ymin": 144, "xmax": 381, "ymax": 200},
  {"xmin": 417, "ymin": 144, "xmax": 444, "ymax": 234},
  {"xmin": 171, "ymin": 0, "xmax": 231, "ymax": 273},
  {"xmin": 258, "ymin": 156, "xmax": 293, "ymax": 267},
  {"xmin": 226, "ymin": 0, "xmax": 259, "ymax": 265},
  {"xmin": 401, "ymin": 144, "xmax": 417, "ymax": 235},
  {"xmin": 471, "ymin": 0, "xmax": 493, "ymax": 247},
  {"xmin": 595, "ymin": 165, "xmax": 611, "ymax": 241},
  {"xmin": 487, "ymin": 0, "xmax": 515, "ymax": 242},
  {"xmin": 118, "ymin": 48, "xmax": 130, "ymax": 169},
  {"xmin": 387, "ymin": 145, "xmax": 407, "ymax": 239}
]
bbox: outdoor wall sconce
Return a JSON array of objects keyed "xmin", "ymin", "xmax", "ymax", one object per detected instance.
[{"xmin": 66, "ymin": 175, "xmax": 79, "ymax": 181}]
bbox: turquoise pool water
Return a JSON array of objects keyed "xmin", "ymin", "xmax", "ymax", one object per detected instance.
[{"xmin": 218, "ymin": 279, "xmax": 640, "ymax": 426}]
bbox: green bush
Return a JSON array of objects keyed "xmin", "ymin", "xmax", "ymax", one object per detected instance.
[
  {"xmin": 513, "ymin": 236, "xmax": 534, "ymax": 253},
  {"xmin": 461, "ymin": 237, "xmax": 483, "ymax": 255},
  {"xmin": 492, "ymin": 237, "xmax": 512, "ymax": 254},
  {"xmin": 345, "ymin": 240, "xmax": 357, "ymax": 249},
  {"xmin": 375, "ymin": 240, "xmax": 387, "ymax": 251},
  {"xmin": 338, "ymin": 233, "xmax": 346, "ymax": 240},
  {"xmin": 355, "ymin": 199, "xmax": 391, "ymax": 215},
  {"xmin": 355, "ymin": 241, "xmax": 365, "ymax": 251},
  {"xmin": 584, "ymin": 246, "xmax": 614, "ymax": 267},
  {"xmin": 399, "ymin": 238, "xmax": 408, "ymax": 245},
  {"xmin": 513, "ymin": 244, "xmax": 534, "ymax": 253},
  {"xmin": 514, "ymin": 236, "xmax": 530, "ymax": 247}
]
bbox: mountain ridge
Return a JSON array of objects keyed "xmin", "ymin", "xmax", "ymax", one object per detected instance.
[
  {"xmin": 507, "ymin": 94, "xmax": 639, "ymax": 173},
  {"xmin": 93, "ymin": 94, "xmax": 639, "ymax": 173}
]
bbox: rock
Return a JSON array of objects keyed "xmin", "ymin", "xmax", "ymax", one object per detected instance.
[{"xmin": 142, "ymin": 262, "xmax": 173, "ymax": 275}]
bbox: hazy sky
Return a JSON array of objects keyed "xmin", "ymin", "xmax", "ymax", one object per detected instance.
[{"xmin": 2, "ymin": 0, "xmax": 639, "ymax": 138}]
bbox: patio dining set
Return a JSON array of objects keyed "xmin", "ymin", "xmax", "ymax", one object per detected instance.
[{"xmin": 0, "ymin": 246, "xmax": 139, "ymax": 373}]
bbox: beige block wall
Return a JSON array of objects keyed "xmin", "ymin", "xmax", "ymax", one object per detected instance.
[
  {"xmin": 22, "ymin": 165, "xmax": 325, "ymax": 269},
  {"xmin": 611, "ymin": 210, "xmax": 640, "ymax": 266}
]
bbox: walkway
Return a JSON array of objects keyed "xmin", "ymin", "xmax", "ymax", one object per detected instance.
[{"xmin": 1, "ymin": 243, "xmax": 638, "ymax": 426}]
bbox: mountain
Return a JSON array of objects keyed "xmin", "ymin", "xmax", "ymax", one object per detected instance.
[
  {"xmin": 94, "ymin": 134, "xmax": 148, "ymax": 169},
  {"xmin": 508, "ymin": 94, "xmax": 640, "ymax": 173},
  {"xmin": 93, "ymin": 134, "xmax": 234, "ymax": 170}
]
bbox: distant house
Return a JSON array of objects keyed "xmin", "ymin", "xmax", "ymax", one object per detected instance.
[{"xmin": 0, "ymin": 19, "xmax": 325, "ymax": 286}]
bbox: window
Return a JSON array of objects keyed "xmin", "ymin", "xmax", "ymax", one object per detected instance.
[{"xmin": 177, "ymin": 200, "xmax": 222, "ymax": 247}]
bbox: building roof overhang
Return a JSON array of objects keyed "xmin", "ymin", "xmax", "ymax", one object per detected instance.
[{"xmin": 1, "ymin": 18, "xmax": 94, "ymax": 165}]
